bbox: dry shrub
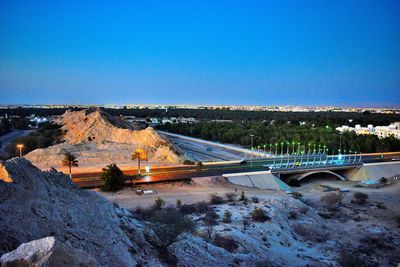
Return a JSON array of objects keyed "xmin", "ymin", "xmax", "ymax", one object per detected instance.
[
  {"xmin": 291, "ymin": 192, "xmax": 303, "ymax": 199},
  {"xmin": 288, "ymin": 210, "xmax": 298, "ymax": 220},
  {"xmin": 337, "ymin": 248, "xmax": 376, "ymax": 267},
  {"xmin": 225, "ymin": 192, "xmax": 237, "ymax": 202},
  {"xmin": 153, "ymin": 197, "xmax": 165, "ymax": 210},
  {"xmin": 353, "ymin": 192, "xmax": 368, "ymax": 205},
  {"xmin": 179, "ymin": 202, "xmax": 211, "ymax": 215},
  {"xmin": 292, "ymin": 222, "xmax": 329, "ymax": 243},
  {"xmin": 251, "ymin": 207, "xmax": 270, "ymax": 222},
  {"xmin": 222, "ymin": 210, "xmax": 232, "ymax": 223},
  {"xmin": 148, "ymin": 207, "xmax": 195, "ymax": 264},
  {"xmin": 212, "ymin": 234, "xmax": 239, "ymax": 252},
  {"xmin": 210, "ymin": 193, "xmax": 225, "ymax": 205},
  {"xmin": 204, "ymin": 210, "xmax": 219, "ymax": 239},
  {"xmin": 299, "ymin": 206, "xmax": 309, "ymax": 214},
  {"xmin": 204, "ymin": 211, "xmax": 219, "ymax": 226},
  {"xmin": 396, "ymin": 215, "xmax": 400, "ymax": 228},
  {"xmin": 321, "ymin": 192, "xmax": 346, "ymax": 209},
  {"xmin": 135, "ymin": 206, "xmax": 156, "ymax": 220}
]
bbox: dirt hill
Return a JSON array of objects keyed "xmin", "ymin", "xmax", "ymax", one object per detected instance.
[
  {"xmin": 0, "ymin": 158, "xmax": 162, "ymax": 266},
  {"xmin": 25, "ymin": 108, "xmax": 181, "ymax": 170}
]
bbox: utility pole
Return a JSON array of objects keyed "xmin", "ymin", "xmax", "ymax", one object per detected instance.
[{"xmin": 250, "ymin": 134, "xmax": 254, "ymax": 167}]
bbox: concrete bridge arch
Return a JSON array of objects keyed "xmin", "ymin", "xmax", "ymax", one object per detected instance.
[
  {"xmin": 282, "ymin": 170, "xmax": 347, "ymax": 186},
  {"xmin": 296, "ymin": 170, "xmax": 346, "ymax": 181}
]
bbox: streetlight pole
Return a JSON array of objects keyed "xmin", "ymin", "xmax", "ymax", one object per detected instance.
[
  {"xmin": 250, "ymin": 134, "xmax": 254, "ymax": 167},
  {"xmin": 16, "ymin": 144, "xmax": 24, "ymax": 157}
]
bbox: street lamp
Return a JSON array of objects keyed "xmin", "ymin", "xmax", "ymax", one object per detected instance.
[
  {"xmin": 292, "ymin": 141, "xmax": 295, "ymax": 155},
  {"xmin": 16, "ymin": 144, "xmax": 24, "ymax": 157},
  {"xmin": 250, "ymin": 134, "xmax": 254, "ymax": 150},
  {"xmin": 250, "ymin": 134, "xmax": 254, "ymax": 167}
]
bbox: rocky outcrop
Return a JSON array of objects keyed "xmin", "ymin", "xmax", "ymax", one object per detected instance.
[
  {"xmin": 0, "ymin": 158, "xmax": 162, "ymax": 266},
  {"xmin": 25, "ymin": 108, "xmax": 181, "ymax": 169},
  {"xmin": 0, "ymin": 237, "xmax": 96, "ymax": 267}
]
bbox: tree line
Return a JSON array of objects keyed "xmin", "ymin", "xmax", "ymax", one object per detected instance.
[
  {"xmin": 1, "ymin": 107, "xmax": 399, "ymax": 126},
  {"xmin": 157, "ymin": 121, "xmax": 400, "ymax": 153}
]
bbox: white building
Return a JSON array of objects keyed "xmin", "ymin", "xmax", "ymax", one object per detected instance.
[{"xmin": 336, "ymin": 122, "xmax": 400, "ymax": 139}]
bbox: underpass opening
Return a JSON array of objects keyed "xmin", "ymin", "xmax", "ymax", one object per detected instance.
[{"xmin": 282, "ymin": 171, "xmax": 345, "ymax": 187}]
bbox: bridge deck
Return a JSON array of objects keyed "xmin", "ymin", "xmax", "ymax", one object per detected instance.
[{"xmin": 265, "ymin": 153, "xmax": 363, "ymax": 174}]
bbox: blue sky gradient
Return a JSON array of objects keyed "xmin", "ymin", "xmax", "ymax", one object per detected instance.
[{"xmin": 1, "ymin": 0, "xmax": 399, "ymax": 106}]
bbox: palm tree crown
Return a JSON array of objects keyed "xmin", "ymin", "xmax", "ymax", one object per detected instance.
[{"xmin": 61, "ymin": 152, "xmax": 78, "ymax": 178}]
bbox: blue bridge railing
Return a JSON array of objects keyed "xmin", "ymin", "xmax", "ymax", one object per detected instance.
[{"xmin": 264, "ymin": 153, "xmax": 363, "ymax": 172}]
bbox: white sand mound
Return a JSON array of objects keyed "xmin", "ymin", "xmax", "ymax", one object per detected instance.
[{"xmin": 25, "ymin": 108, "xmax": 182, "ymax": 170}]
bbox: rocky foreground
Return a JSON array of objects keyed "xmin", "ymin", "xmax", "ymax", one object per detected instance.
[
  {"xmin": 1, "ymin": 158, "xmax": 399, "ymax": 266},
  {"xmin": 0, "ymin": 158, "xmax": 161, "ymax": 266},
  {"xmin": 25, "ymin": 108, "xmax": 182, "ymax": 170}
]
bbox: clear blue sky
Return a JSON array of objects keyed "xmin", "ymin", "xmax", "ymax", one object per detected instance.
[{"xmin": 1, "ymin": 0, "xmax": 399, "ymax": 106}]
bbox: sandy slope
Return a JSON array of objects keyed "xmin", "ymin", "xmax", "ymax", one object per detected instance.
[{"xmin": 25, "ymin": 108, "xmax": 182, "ymax": 170}]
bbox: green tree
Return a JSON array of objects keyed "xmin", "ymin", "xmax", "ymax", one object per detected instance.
[{"xmin": 100, "ymin": 164, "xmax": 125, "ymax": 192}]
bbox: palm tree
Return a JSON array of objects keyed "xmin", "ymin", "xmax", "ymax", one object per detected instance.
[
  {"xmin": 132, "ymin": 148, "xmax": 147, "ymax": 175},
  {"xmin": 61, "ymin": 152, "xmax": 79, "ymax": 179}
]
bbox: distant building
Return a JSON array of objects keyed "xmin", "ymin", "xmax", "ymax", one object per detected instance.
[{"xmin": 336, "ymin": 122, "xmax": 400, "ymax": 139}]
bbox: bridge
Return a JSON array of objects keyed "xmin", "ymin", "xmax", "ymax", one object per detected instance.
[{"xmin": 240, "ymin": 152, "xmax": 364, "ymax": 186}]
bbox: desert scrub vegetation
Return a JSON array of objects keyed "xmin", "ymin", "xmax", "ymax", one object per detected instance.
[
  {"xmin": 292, "ymin": 223, "xmax": 329, "ymax": 243},
  {"xmin": 179, "ymin": 202, "xmax": 212, "ymax": 215},
  {"xmin": 291, "ymin": 192, "xmax": 303, "ymax": 199},
  {"xmin": 288, "ymin": 210, "xmax": 298, "ymax": 220},
  {"xmin": 321, "ymin": 192, "xmax": 346, "ymax": 210},
  {"xmin": 222, "ymin": 210, "xmax": 232, "ymax": 223},
  {"xmin": 239, "ymin": 191, "xmax": 247, "ymax": 202},
  {"xmin": 337, "ymin": 248, "xmax": 377, "ymax": 267},
  {"xmin": 210, "ymin": 193, "xmax": 225, "ymax": 204},
  {"xmin": 212, "ymin": 234, "xmax": 238, "ymax": 252},
  {"xmin": 154, "ymin": 197, "xmax": 166, "ymax": 210},
  {"xmin": 251, "ymin": 207, "xmax": 270, "ymax": 222},
  {"xmin": 225, "ymin": 192, "xmax": 237, "ymax": 203},
  {"xmin": 204, "ymin": 210, "xmax": 219, "ymax": 239},
  {"xmin": 148, "ymin": 207, "xmax": 195, "ymax": 264},
  {"xmin": 352, "ymin": 192, "xmax": 369, "ymax": 205},
  {"xmin": 396, "ymin": 215, "xmax": 400, "ymax": 228}
]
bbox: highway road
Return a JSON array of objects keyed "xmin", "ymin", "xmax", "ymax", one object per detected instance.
[
  {"xmin": 159, "ymin": 131, "xmax": 248, "ymax": 161},
  {"xmin": 72, "ymin": 152, "xmax": 400, "ymax": 188}
]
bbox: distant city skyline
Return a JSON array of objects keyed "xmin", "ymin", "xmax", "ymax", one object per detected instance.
[{"xmin": 1, "ymin": 0, "xmax": 400, "ymax": 106}]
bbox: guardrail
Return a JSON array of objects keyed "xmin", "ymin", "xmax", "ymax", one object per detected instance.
[{"xmin": 265, "ymin": 153, "xmax": 363, "ymax": 172}]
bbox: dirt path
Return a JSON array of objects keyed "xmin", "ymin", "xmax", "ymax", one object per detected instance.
[{"xmin": 98, "ymin": 176, "xmax": 282, "ymax": 210}]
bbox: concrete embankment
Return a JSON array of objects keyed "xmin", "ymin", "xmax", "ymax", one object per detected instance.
[
  {"xmin": 349, "ymin": 161, "xmax": 400, "ymax": 181},
  {"xmin": 223, "ymin": 171, "xmax": 291, "ymax": 192}
]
